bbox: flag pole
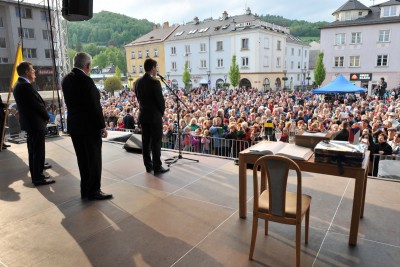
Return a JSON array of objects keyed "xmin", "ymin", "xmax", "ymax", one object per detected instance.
[{"xmin": 0, "ymin": 41, "xmax": 23, "ymax": 151}]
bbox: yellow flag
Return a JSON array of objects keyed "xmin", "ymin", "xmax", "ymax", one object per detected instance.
[{"xmin": 10, "ymin": 41, "xmax": 23, "ymax": 88}]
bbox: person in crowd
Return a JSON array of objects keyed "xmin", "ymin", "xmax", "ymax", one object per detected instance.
[
  {"xmin": 62, "ymin": 52, "xmax": 112, "ymax": 200},
  {"xmin": 7, "ymin": 107, "xmax": 21, "ymax": 136},
  {"xmin": 135, "ymin": 58, "xmax": 169, "ymax": 174},
  {"xmin": 335, "ymin": 121, "xmax": 350, "ymax": 141},
  {"xmin": 123, "ymin": 108, "xmax": 135, "ymax": 130},
  {"xmin": 389, "ymin": 133, "xmax": 400, "ymax": 156},
  {"xmin": 12, "ymin": 61, "xmax": 54, "ymax": 186},
  {"xmin": 373, "ymin": 133, "xmax": 393, "ymax": 176},
  {"xmin": 0, "ymin": 95, "xmax": 11, "ymax": 150},
  {"xmin": 379, "ymin": 77, "xmax": 387, "ymax": 101}
]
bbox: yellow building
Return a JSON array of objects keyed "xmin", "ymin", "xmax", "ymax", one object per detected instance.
[{"xmin": 125, "ymin": 22, "xmax": 178, "ymax": 87}]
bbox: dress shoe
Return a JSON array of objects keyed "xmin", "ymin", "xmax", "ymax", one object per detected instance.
[
  {"xmin": 146, "ymin": 167, "xmax": 153, "ymax": 173},
  {"xmin": 2, "ymin": 145, "xmax": 7, "ymax": 150},
  {"xmin": 154, "ymin": 166, "xmax": 170, "ymax": 174},
  {"xmin": 3, "ymin": 143, "xmax": 10, "ymax": 148},
  {"xmin": 87, "ymin": 191, "xmax": 113, "ymax": 201},
  {"xmin": 33, "ymin": 179, "xmax": 55, "ymax": 186},
  {"xmin": 44, "ymin": 162, "xmax": 52, "ymax": 169},
  {"xmin": 40, "ymin": 173, "xmax": 50, "ymax": 179}
]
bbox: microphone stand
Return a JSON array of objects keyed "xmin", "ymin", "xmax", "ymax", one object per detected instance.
[{"xmin": 158, "ymin": 76, "xmax": 199, "ymax": 167}]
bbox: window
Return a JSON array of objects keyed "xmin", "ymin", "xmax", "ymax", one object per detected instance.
[
  {"xmin": 200, "ymin": 59, "xmax": 207, "ymax": 68},
  {"xmin": 16, "ymin": 7, "xmax": 32, "ymax": 19},
  {"xmin": 185, "ymin": 45, "xmax": 191, "ymax": 54},
  {"xmin": 23, "ymin": 48, "xmax": 37, "ymax": 59},
  {"xmin": 130, "ymin": 51, "xmax": 135, "ymax": 59},
  {"xmin": 378, "ymin": 30, "xmax": 390, "ymax": 42},
  {"xmin": 145, "ymin": 50, "xmax": 150, "ymax": 58},
  {"xmin": 298, "ymin": 49, "xmax": 301, "ymax": 56},
  {"xmin": 277, "ymin": 40, "xmax": 281, "ymax": 50},
  {"xmin": 351, "ymin": 32, "xmax": 361, "ymax": 44},
  {"xmin": 42, "ymin": 30, "xmax": 50, "ymax": 40},
  {"xmin": 344, "ymin": 11, "xmax": 351, "ymax": 20},
  {"xmin": 290, "ymin": 61, "xmax": 294, "ymax": 69},
  {"xmin": 297, "ymin": 62, "xmax": 301, "ymax": 69},
  {"xmin": 264, "ymin": 37, "xmax": 269, "ymax": 49},
  {"xmin": 0, "ymin": 17, "xmax": 3, "ymax": 27},
  {"xmin": 334, "ymin": 56, "xmax": 344, "ymax": 67},
  {"xmin": 154, "ymin": 49, "xmax": 158, "ymax": 57},
  {"xmin": 377, "ymin": 55, "xmax": 388, "ymax": 66},
  {"xmin": 216, "ymin": 41, "xmax": 223, "ymax": 51},
  {"xmin": 335, "ymin": 33, "xmax": 345, "ymax": 45},
  {"xmin": 186, "ymin": 60, "xmax": 191, "ymax": 70},
  {"xmin": 276, "ymin": 57, "xmax": 281, "ymax": 67},
  {"xmin": 40, "ymin": 10, "xmax": 48, "ymax": 21},
  {"xmin": 305, "ymin": 50, "xmax": 307, "ymax": 58},
  {"xmin": 139, "ymin": 65, "xmax": 143, "ymax": 73},
  {"xmin": 383, "ymin": 6, "xmax": 396, "ymax": 17},
  {"xmin": 131, "ymin": 66, "xmax": 136, "ymax": 73},
  {"xmin": 45, "ymin": 49, "xmax": 51, "ymax": 58},
  {"xmin": 18, "ymin": 28, "xmax": 35, "ymax": 39},
  {"xmin": 138, "ymin": 51, "xmax": 142, "ymax": 58},
  {"xmin": 171, "ymin": 46, "xmax": 176, "ymax": 55},
  {"xmin": 0, "ymin": 57, "xmax": 8, "ymax": 63},
  {"xmin": 241, "ymin": 57, "xmax": 249, "ymax": 67},
  {"xmin": 217, "ymin": 58, "xmax": 224, "ymax": 68},
  {"xmin": 241, "ymin": 38, "xmax": 249, "ymax": 50},
  {"xmin": 0, "ymin": 37, "xmax": 6, "ymax": 48},
  {"xmin": 200, "ymin": 43, "xmax": 206, "ymax": 52},
  {"xmin": 291, "ymin": 48, "xmax": 294, "ymax": 56},
  {"xmin": 349, "ymin": 56, "xmax": 360, "ymax": 67},
  {"xmin": 263, "ymin": 56, "xmax": 269, "ymax": 67},
  {"xmin": 171, "ymin": 61, "xmax": 177, "ymax": 70}
]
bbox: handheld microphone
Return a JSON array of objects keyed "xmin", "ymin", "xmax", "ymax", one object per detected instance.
[{"xmin": 157, "ymin": 73, "xmax": 165, "ymax": 80}]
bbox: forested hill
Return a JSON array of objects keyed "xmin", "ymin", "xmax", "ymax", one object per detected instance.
[{"xmin": 67, "ymin": 11, "xmax": 154, "ymax": 48}]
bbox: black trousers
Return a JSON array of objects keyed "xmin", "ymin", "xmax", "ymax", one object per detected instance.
[
  {"xmin": 141, "ymin": 122, "xmax": 163, "ymax": 170},
  {"xmin": 27, "ymin": 128, "xmax": 46, "ymax": 182},
  {"xmin": 70, "ymin": 133, "xmax": 102, "ymax": 196}
]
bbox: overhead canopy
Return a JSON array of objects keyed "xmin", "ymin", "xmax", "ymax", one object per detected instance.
[{"xmin": 312, "ymin": 74, "xmax": 367, "ymax": 94}]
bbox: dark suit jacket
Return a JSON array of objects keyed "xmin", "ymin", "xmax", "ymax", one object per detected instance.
[
  {"xmin": 12, "ymin": 78, "xmax": 49, "ymax": 131},
  {"xmin": 123, "ymin": 114, "xmax": 135, "ymax": 129},
  {"xmin": 135, "ymin": 73, "xmax": 165, "ymax": 124},
  {"xmin": 62, "ymin": 68, "xmax": 105, "ymax": 135},
  {"xmin": 334, "ymin": 129, "xmax": 349, "ymax": 141}
]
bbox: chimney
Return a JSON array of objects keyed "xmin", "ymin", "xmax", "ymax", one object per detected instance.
[
  {"xmin": 153, "ymin": 24, "xmax": 158, "ymax": 30},
  {"xmin": 162, "ymin": 21, "xmax": 169, "ymax": 28},
  {"xmin": 193, "ymin": 16, "xmax": 199, "ymax": 25},
  {"xmin": 222, "ymin": 11, "xmax": 228, "ymax": 20}
]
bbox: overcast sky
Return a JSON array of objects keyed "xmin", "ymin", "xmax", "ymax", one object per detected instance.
[{"xmin": 89, "ymin": 0, "xmax": 387, "ymax": 24}]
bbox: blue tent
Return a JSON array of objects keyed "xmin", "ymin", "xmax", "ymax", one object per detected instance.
[{"xmin": 312, "ymin": 74, "xmax": 366, "ymax": 94}]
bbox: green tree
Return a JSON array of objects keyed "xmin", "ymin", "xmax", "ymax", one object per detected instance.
[
  {"xmin": 92, "ymin": 52, "xmax": 108, "ymax": 68},
  {"xmin": 115, "ymin": 66, "xmax": 121, "ymax": 81},
  {"xmin": 314, "ymin": 52, "xmax": 326, "ymax": 87},
  {"xmin": 69, "ymin": 49, "xmax": 76, "ymax": 66},
  {"xmin": 75, "ymin": 41, "xmax": 83, "ymax": 52},
  {"xmin": 229, "ymin": 55, "xmax": 240, "ymax": 88},
  {"xmin": 104, "ymin": 76, "xmax": 122, "ymax": 96},
  {"xmin": 182, "ymin": 61, "xmax": 191, "ymax": 91}
]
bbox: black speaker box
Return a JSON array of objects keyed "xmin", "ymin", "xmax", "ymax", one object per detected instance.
[
  {"xmin": 123, "ymin": 134, "xmax": 142, "ymax": 153},
  {"xmin": 62, "ymin": 0, "xmax": 93, "ymax": 21}
]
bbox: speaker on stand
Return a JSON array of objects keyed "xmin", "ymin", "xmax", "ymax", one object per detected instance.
[{"xmin": 62, "ymin": 0, "xmax": 93, "ymax": 21}]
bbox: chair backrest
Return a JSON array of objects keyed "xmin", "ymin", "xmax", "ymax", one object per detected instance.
[{"xmin": 253, "ymin": 155, "xmax": 302, "ymax": 220}]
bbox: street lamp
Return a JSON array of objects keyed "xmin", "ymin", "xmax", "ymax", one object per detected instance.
[
  {"xmin": 306, "ymin": 70, "xmax": 311, "ymax": 87},
  {"xmin": 224, "ymin": 74, "xmax": 227, "ymax": 89},
  {"xmin": 206, "ymin": 70, "xmax": 211, "ymax": 89},
  {"xmin": 166, "ymin": 72, "xmax": 170, "ymax": 84},
  {"xmin": 302, "ymin": 67, "xmax": 307, "ymax": 92},
  {"xmin": 282, "ymin": 69, "xmax": 287, "ymax": 91}
]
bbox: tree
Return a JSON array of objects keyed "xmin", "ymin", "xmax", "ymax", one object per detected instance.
[
  {"xmin": 104, "ymin": 76, "xmax": 122, "ymax": 96},
  {"xmin": 229, "ymin": 55, "xmax": 240, "ymax": 88},
  {"xmin": 314, "ymin": 52, "xmax": 326, "ymax": 87},
  {"xmin": 182, "ymin": 61, "xmax": 191, "ymax": 91},
  {"xmin": 75, "ymin": 41, "xmax": 83, "ymax": 52},
  {"xmin": 115, "ymin": 66, "xmax": 122, "ymax": 81}
]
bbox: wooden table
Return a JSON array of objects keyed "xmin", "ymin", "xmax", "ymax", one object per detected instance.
[{"xmin": 239, "ymin": 142, "xmax": 369, "ymax": 246}]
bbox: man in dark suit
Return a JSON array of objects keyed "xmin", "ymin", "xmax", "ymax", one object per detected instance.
[
  {"xmin": 12, "ymin": 61, "xmax": 55, "ymax": 186},
  {"xmin": 135, "ymin": 58, "xmax": 169, "ymax": 174},
  {"xmin": 62, "ymin": 52, "xmax": 112, "ymax": 200},
  {"xmin": 334, "ymin": 121, "xmax": 350, "ymax": 141},
  {"xmin": 123, "ymin": 108, "xmax": 135, "ymax": 130}
]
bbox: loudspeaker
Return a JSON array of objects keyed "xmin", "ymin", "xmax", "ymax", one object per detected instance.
[
  {"xmin": 62, "ymin": 0, "xmax": 93, "ymax": 21},
  {"xmin": 123, "ymin": 134, "xmax": 142, "ymax": 153}
]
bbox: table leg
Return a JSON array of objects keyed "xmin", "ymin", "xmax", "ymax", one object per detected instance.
[
  {"xmin": 361, "ymin": 169, "xmax": 368, "ymax": 218},
  {"xmin": 349, "ymin": 172, "xmax": 365, "ymax": 246},
  {"xmin": 239, "ymin": 155, "xmax": 247, "ymax": 219}
]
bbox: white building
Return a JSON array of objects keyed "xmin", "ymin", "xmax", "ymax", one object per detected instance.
[
  {"xmin": 163, "ymin": 8, "xmax": 309, "ymax": 91},
  {"xmin": 285, "ymin": 36, "xmax": 311, "ymax": 90},
  {"xmin": 320, "ymin": 0, "xmax": 400, "ymax": 92}
]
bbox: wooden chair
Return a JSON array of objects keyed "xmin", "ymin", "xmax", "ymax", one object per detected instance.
[{"xmin": 249, "ymin": 155, "xmax": 311, "ymax": 267}]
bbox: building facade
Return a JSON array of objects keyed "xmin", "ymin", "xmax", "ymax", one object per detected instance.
[
  {"xmin": 0, "ymin": 0, "xmax": 56, "ymax": 93},
  {"xmin": 320, "ymin": 0, "xmax": 400, "ymax": 92}
]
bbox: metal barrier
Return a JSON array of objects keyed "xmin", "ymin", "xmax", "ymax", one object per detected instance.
[{"xmin": 370, "ymin": 154, "xmax": 400, "ymax": 181}]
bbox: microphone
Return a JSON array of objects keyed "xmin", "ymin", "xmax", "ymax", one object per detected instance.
[{"xmin": 157, "ymin": 73, "xmax": 165, "ymax": 81}]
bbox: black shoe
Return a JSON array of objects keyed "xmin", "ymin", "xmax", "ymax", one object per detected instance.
[
  {"xmin": 40, "ymin": 173, "xmax": 50, "ymax": 179},
  {"xmin": 33, "ymin": 179, "xmax": 56, "ymax": 186},
  {"xmin": 3, "ymin": 143, "xmax": 10, "ymax": 148},
  {"xmin": 146, "ymin": 167, "xmax": 153, "ymax": 173},
  {"xmin": 2, "ymin": 145, "xmax": 7, "ymax": 150},
  {"xmin": 154, "ymin": 166, "xmax": 170, "ymax": 174},
  {"xmin": 87, "ymin": 191, "xmax": 113, "ymax": 201},
  {"xmin": 44, "ymin": 162, "xmax": 52, "ymax": 169}
]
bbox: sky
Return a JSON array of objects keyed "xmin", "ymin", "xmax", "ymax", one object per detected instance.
[{"xmin": 23, "ymin": 0, "xmax": 387, "ymax": 24}]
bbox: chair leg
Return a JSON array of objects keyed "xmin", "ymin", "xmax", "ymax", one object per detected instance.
[
  {"xmin": 305, "ymin": 207, "xmax": 310, "ymax": 244},
  {"xmin": 249, "ymin": 215, "xmax": 258, "ymax": 260},
  {"xmin": 296, "ymin": 223, "xmax": 301, "ymax": 267},
  {"xmin": 264, "ymin": 219, "xmax": 269, "ymax": 236}
]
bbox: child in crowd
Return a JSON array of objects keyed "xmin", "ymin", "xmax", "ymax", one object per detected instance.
[{"xmin": 201, "ymin": 129, "xmax": 210, "ymax": 154}]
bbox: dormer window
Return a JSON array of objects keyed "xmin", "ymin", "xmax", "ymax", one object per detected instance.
[{"xmin": 382, "ymin": 6, "xmax": 396, "ymax": 17}]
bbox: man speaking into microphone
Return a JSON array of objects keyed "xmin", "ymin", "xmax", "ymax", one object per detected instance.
[{"xmin": 135, "ymin": 58, "xmax": 169, "ymax": 174}]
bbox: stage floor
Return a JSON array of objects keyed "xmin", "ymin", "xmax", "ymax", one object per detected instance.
[{"xmin": 0, "ymin": 136, "xmax": 399, "ymax": 266}]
